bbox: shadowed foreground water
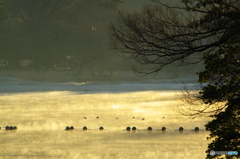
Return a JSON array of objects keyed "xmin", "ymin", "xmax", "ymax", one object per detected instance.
[{"xmin": 0, "ymin": 82, "xmax": 210, "ymax": 159}]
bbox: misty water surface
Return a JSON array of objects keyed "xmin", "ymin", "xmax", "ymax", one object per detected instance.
[{"xmin": 0, "ymin": 78, "xmax": 210, "ymax": 159}]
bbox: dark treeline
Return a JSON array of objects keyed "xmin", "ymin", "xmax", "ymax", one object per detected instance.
[
  {"xmin": 0, "ymin": 0, "xmax": 134, "ymax": 74},
  {"xmin": 0, "ymin": 0, "xmax": 202, "ymax": 78}
]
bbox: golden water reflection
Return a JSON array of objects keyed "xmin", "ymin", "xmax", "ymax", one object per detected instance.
[{"xmin": 0, "ymin": 91, "xmax": 210, "ymax": 159}]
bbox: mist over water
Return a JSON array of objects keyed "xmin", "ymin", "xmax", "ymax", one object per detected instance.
[
  {"xmin": 0, "ymin": 77, "xmax": 210, "ymax": 159},
  {"xmin": 0, "ymin": 0, "xmax": 209, "ymax": 158}
]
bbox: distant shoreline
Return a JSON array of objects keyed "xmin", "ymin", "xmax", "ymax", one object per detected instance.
[{"xmin": 0, "ymin": 70, "xmax": 197, "ymax": 84}]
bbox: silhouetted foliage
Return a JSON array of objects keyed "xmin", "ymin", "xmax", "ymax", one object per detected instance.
[{"xmin": 198, "ymin": 39, "xmax": 240, "ymax": 158}]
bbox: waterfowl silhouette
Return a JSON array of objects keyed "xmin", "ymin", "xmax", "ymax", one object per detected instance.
[
  {"xmin": 161, "ymin": 127, "xmax": 166, "ymax": 131},
  {"xmin": 194, "ymin": 127, "xmax": 199, "ymax": 131},
  {"xmin": 5, "ymin": 126, "xmax": 17, "ymax": 130},
  {"xmin": 66, "ymin": 126, "xmax": 74, "ymax": 130},
  {"xmin": 126, "ymin": 126, "xmax": 131, "ymax": 131},
  {"xmin": 179, "ymin": 127, "xmax": 184, "ymax": 133},
  {"xmin": 148, "ymin": 127, "xmax": 152, "ymax": 131}
]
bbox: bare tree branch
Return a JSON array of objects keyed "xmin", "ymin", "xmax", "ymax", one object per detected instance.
[{"xmin": 109, "ymin": 1, "xmax": 240, "ymax": 74}]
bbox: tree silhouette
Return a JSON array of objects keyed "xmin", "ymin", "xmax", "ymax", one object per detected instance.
[
  {"xmin": 109, "ymin": 0, "xmax": 240, "ymax": 158},
  {"xmin": 199, "ymin": 39, "xmax": 240, "ymax": 158},
  {"xmin": 109, "ymin": 0, "xmax": 240, "ymax": 74}
]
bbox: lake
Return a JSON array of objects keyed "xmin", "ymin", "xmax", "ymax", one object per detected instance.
[{"xmin": 0, "ymin": 77, "xmax": 210, "ymax": 159}]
